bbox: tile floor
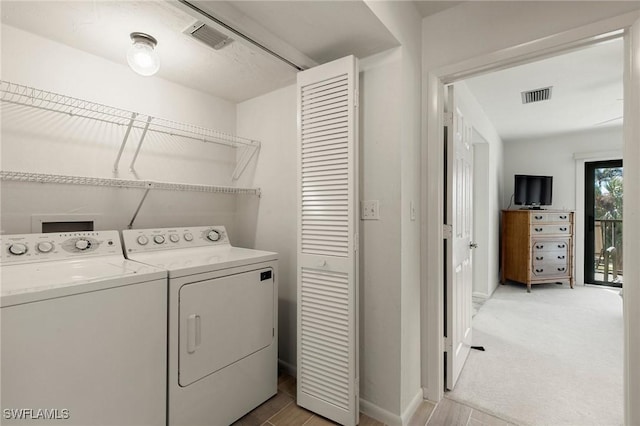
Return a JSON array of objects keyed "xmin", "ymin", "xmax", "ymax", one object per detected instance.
[
  {"xmin": 426, "ymin": 398, "xmax": 517, "ymax": 426},
  {"xmin": 232, "ymin": 372, "xmax": 384, "ymax": 426},
  {"xmin": 233, "ymin": 372, "xmax": 515, "ymax": 426}
]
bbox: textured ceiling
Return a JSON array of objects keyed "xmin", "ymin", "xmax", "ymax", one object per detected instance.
[{"xmin": 1, "ymin": 0, "xmax": 399, "ymax": 103}]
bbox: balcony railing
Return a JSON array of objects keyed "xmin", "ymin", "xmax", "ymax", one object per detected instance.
[{"xmin": 595, "ymin": 218, "xmax": 623, "ymax": 283}]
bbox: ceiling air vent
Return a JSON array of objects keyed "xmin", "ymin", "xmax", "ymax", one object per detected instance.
[
  {"xmin": 184, "ymin": 21, "xmax": 233, "ymax": 50},
  {"xmin": 521, "ymin": 86, "xmax": 553, "ymax": 104}
]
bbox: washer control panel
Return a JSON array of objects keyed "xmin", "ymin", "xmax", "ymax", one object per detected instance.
[
  {"xmin": 0, "ymin": 231, "xmax": 122, "ymax": 264},
  {"xmin": 122, "ymin": 226, "xmax": 230, "ymax": 254}
]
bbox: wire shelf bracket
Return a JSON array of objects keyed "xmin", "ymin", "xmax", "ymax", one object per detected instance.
[
  {"xmin": 114, "ymin": 112, "xmax": 138, "ymax": 172},
  {"xmin": 130, "ymin": 116, "xmax": 153, "ymax": 171},
  {"xmin": 128, "ymin": 187, "xmax": 152, "ymax": 230},
  {"xmin": 1, "ymin": 80, "xmax": 261, "ymax": 179}
]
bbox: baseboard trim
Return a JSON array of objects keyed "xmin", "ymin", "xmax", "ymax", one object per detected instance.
[
  {"xmin": 360, "ymin": 389, "xmax": 424, "ymax": 426},
  {"xmin": 278, "ymin": 359, "xmax": 296, "ymax": 378},
  {"xmin": 400, "ymin": 389, "xmax": 426, "ymax": 425},
  {"xmin": 359, "ymin": 398, "xmax": 402, "ymax": 426}
]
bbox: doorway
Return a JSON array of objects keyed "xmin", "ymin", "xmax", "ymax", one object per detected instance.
[
  {"xmin": 422, "ymin": 15, "xmax": 640, "ymax": 426},
  {"xmin": 585, "ymin": 159, "xmax": 623, "ymax": 286}
]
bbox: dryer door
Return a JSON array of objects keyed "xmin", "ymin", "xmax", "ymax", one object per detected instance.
[{"xmin": 178, "ymin": 267, "xmax": 274, "ymax": 387}]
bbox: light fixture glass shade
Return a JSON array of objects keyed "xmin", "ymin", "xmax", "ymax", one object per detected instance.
[{"xmin": 127, "ymin": 32, "xmax": 160, "ymax": 76}]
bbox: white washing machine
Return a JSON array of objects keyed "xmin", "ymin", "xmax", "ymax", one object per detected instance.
[
  {"xmin": 121, "ymin": 226, "xmax": 278, "ymax": 426},
  {"xmin": 0, "ymin": 230, "xmax": 167, "ymax": 425}
]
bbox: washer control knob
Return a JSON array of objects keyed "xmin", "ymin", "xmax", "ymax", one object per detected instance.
[
  {"xmin": 207, "ymin": 230, "xmax": 221, "ymax": 242},
  {"xmin": 153, "ymin": 235, "xmax": 165, "ymax": 244},
  {"xmin": 184, "ymin": 233, "xmax": 193, "ymax": 242},
  {"xmin": 137, "ymin": 236, "xmax": 149, "ymax": 245},
  {"xmin": 9, "ymin": 243, "xmax": 28, "ymax": 256},
  {"xmin": 169, "ymin": 234, "xmax": 180, "ymax": 243},
  {"xmin": 37, "ymin": 242, "xmax": 54, "ymax": 253},
  {"xmin": 75, "ymin": 239, "xmax": 91, "ymax": 250}
]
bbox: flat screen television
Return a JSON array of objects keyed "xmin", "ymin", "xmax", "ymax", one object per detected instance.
[{"xmin": 514, "ymin": 174, "xmax": 553, "ymax": 209}]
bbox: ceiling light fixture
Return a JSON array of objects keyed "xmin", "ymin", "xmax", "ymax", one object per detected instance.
[{"xmin": 127, "ymin": 32, "xmax": 160, "ymax": 76}]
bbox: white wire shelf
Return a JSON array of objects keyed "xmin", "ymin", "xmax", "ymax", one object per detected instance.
[
  {"xmin": 0, "ymin": 171, "xmax": 261, "ymax": 196},
  {"xmin": 0, "ymin": 80, "xmax": 261, "ymax": 177}
]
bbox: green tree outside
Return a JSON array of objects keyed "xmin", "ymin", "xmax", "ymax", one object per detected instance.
[{"xmin": 594, "ymin": 166, "xmax": 623, "ymax": 275}]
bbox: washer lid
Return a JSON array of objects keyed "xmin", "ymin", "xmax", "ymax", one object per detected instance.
[
  {"xmin": 1, "ymin": 257, "xmax": 166, "ymax": 307},
  {"xmin": 127, "ymin": 246, "xmax": 278, "ymax": 278}
]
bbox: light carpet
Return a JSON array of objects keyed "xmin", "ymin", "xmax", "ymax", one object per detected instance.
[{"xmin": 448, "ymin": 282, "xmax": 623, "ymax": 426}]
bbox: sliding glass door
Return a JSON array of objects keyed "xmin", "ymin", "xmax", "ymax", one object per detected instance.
[{"xmin": 584, "ymin": 160, "xmax": 623, "ymax": 286}]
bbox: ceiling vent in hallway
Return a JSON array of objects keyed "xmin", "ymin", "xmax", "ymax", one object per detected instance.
[
  {"xmin": 521, "ymin": 86, "xmax": 553, "ymax": 104},
  {"xmin": 184, "ymin": 21, "xmax": 233, "ymax": 50}
]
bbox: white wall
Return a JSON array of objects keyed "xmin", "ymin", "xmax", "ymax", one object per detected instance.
[
  {"xmin": 502, "ymin": 126, "xmax": 623, "ymax": 211},
  {"xmin": 235, "ymin": 85, "xmax": 298, "ymax": 373},
  {"xmin": 423, "ymin": 2, "xmax": 640, "ymax": 73},
  {"xmin": 623, "ymin": 18, "xmax": 640, "ymax": 426},
  {"xmin": 358, "ymin": 49, "xmax": 403, "ymax": 418},
  {"xmin": 364, "ymin": 2, "xmax": 424, "ymax": 422},
  {"xmin": 1, "ymin": 25, "xmax": 244, "ymax": 236}
]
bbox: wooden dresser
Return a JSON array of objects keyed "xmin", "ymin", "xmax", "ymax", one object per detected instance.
[{"xmin": 501, "ymin": 210, "xmax": 574, "ymax": 292}]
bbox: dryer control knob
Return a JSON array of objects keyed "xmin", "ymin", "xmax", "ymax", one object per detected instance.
[
  {"xmin": 37, "ymin": 242, "xmax": 54, "ymax": 253},
  {"xmin": 184, "ymin": 233, "xmax": 193, "ymax": 242},
  {"xmin": 8, "ymin": 243, "xmax": 28, "ymax": 255},
  {"xmin": 75, "ymin": 239, "xmax": 91, "ymax": 250},
  {"xmin": 137, "ymin": 236, "xmax": 149, "ymax": 245},
  {"xmin": 169, "ymin": 234, "xmax": 180, "ymax": 243},
  {"xmin": 153, "ymin": 235, "xmax": 165, "ymax": 244},
  {"xmin": 207, "ymin": 230, "xmax": 221, "ymax": 242}
]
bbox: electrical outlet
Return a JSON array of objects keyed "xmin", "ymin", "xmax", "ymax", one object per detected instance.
[{"xmin": 361, "ymin": 200, "xmax": 380, "ymax": 220}]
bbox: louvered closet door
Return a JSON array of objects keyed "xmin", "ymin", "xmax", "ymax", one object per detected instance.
[{"xmin": 297, "ymin": 55, "xmax": 359, "ymax": 426}]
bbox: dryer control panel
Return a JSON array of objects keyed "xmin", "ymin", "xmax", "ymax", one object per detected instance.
[
  {"xmin": 0, "ymin": 231, "xmax": 122, "ymax": 264},
  {"xmin": 122, "ymin": 226, "xmax": 230, "ymax": 254}
]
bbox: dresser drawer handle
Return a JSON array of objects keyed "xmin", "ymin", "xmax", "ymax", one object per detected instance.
[
  {"xmin": 535, "ymin": 268, "xmax": 544, "ymax": 273},
  {"xmin": 534, "ymin": 215, "xmax": 543, "ymax": 220},
  {"xmin": 557, "ymin": 267, "xmax": 566, "ymax": 272},
  {"xmin": 558, "ymin": 255, "xmax": 565, "ymax": 260},
  {"xmin": 535, "ymin": 227, "xmax": 543, "ymax": 232},
  {"xmin": 560, "ymin": 227, "xmax": 568, "ymax": 231},
  {"xmin": 535, "ymin": 244, "xmax": 544, "ymax": 249},
  {"xmin": 558, "ymin": 244, "xmax": 566, "ymax": 248},
  {"xmin": 536, "ymin": 256, "xmax": 544, "ymax": 260},
  {"xmin": 560, "ymin": 215, "xmax": 567, "ymax": 219}
]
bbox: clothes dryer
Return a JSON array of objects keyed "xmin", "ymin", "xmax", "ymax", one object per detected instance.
[
  {"xmin": 122, "ymin": 226, "xmax": 278, "ymax": 426},
  {"xmin": 0, "ymin": 231, "xmax": 167, "ymax": 425}
]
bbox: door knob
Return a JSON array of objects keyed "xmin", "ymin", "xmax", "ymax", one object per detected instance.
[{"xmin": 469, "ymin": 242, "xmax": 478, "ymax": 249}]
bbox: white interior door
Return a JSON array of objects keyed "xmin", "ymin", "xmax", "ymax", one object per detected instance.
[
  {"xmin": 296, "ymin": 55, "xmax": 359, "ymax": 426},
  {"xmin": 445, "ymin": 85, "xmax": 474, "ymax": 390}
]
